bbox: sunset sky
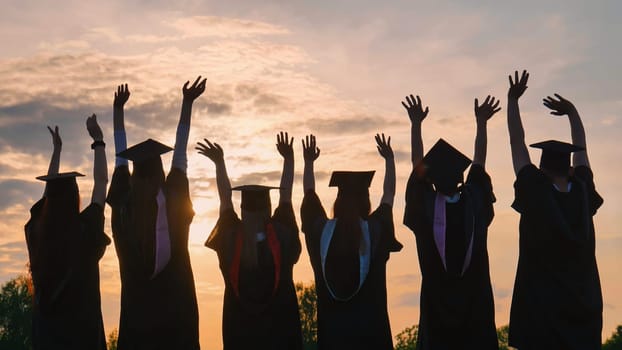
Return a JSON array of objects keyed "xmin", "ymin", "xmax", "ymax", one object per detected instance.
[{"xmin": 0, "ymin": 0, "xmax": 620, "ymax": 348}]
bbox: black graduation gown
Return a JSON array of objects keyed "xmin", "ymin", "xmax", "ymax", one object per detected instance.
[
  {"xmin": 403, "ymin": 164, "xmax": 498, "ymax": 350},
  {"xmin": 25, "ymin": 199, "xmax": 110, "ymax": 350},
  {"xmin": 205, "ymin": 203, "xmax": 303, "ymax": 350},
  {"xmin": 107, "ymin": 166, "xmax": 199, "ymax": 350},
  {"xmin": 508, "ymin": 164, "xmax": 603, "ymax": 350},
  {"xmin": 301, "ymin": 191, "xmax": 402, "ymax": 350}
]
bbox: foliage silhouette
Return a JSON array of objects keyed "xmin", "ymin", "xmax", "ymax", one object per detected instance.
[
  {"xmin": 296, "ymin": 282, "xmax": 318, "ymax": 350},
  {"xmin": 0, "ymin": 275, "xmax": 33, "ymax": 350},
  {"xmin": 394, "ymin": 324, "xmax": 418, "ymax": 350},
  {"xmin": 107, "ymin": 328, "xmax": 118, "ymax": 350},
  {"xmin": 603, "ymin": 325, "xmax": 622, "ymax": 350}
]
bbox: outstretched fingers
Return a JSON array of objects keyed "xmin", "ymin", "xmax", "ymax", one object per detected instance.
[{"xmin": 375, "ymin": 133, "xmax": 393, "ymax": 159}]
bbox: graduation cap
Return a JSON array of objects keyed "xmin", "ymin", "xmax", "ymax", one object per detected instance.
[
  {"xmin": 117, "ymin": 139, "xmax": 173, "ymax": 163},
  {"xmin": 422, "ymin": 139, "xmax": 471, "ymax": 195},
  {"xmin": 36, "ymin": 172, "xmax": 83, "ymax": 197},
  {"xmin": 530, "ymin": 140, "xmax": 584, "ymax": 176},
  {"xmin": 36, "ymin": 171, "xmax": 85, "ymax": 181},
  {"xmin": 329, "ymin": 171, "xmax": 375, "ymax": 196},
  {"xmin": 232, "ymin": 185, "xmax": 280, "ymax": 212}
]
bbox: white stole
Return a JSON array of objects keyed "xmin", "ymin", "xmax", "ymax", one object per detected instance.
[
  {"xmin": 151, "ymin": 189, "xmax": 171, "ymax": 279},
  {"xmin": 320, "ymin": 219, "xmax": 371, "ymax": 301},
  {"xmin": 433, "ymin": 192, "xmax": 474, "ymax": 276}
]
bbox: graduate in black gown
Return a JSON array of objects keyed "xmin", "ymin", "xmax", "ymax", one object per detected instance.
[
  {"xmin": 402, "ymin": 94, "xmax": 499, "ymax": 349},
  {"xmin": 506, "ymin": 70, "xmax": 604, "ymax": 350},
  {"xmin": 300, "ymin": 134, "xmax": 402, "ymax": 350},
  {"xmin": 106, "ymin": 79, "xmax": 205, "ymax": 349},
  {"xmin": 25, "ymin": 115, "xmax": 110, "ymax": 350},
  {"xmin": 198, "ymin": 132, "xmax": 302, "ymax": 349}
]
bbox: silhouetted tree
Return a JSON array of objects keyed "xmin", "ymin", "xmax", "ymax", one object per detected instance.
[
  {"xmin": 0, "ymin": 275, "xmax": 33, "ymax": 350},
  {"xmin": 603, "ymin": 325, "xmax": 622, "ymax": 350},
  {"xmin": 107, "ymin": 328, "xmax": 118, "ymax": 350},
  {"xmin": 496, "ymin": 325, "xmax": 514, "ymax": 350},
  {"xmin": 393, "ymin": 323, "xmax": 517, "ymax": 349},
  {"xmin": 296, "ymin": 282, "xmax": 317, "ymax": 350},
  {"xmin": 394, "ymin": 324, "xmax": 418, "ymax": 350}
]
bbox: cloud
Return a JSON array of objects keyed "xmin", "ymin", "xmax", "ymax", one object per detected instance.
[
  {"xmin": 166, "ymin": 16, "xmax": 289, "ymax": 38},
  {"xmin": 0, "ymin": 241, "xmax": 29, "ymax": 282},
  {"xmin": 305, "ymin": 115, "xmax": 397, "ymax": 135},
  {"xmin": 205, "ymin": 101, "xmax": 232, "ymax": 116},
  {"xmin": 390, "ymin": 273, "xmax": 421, "ymax": 286},
  {"xmin": 494, "ymin": 287, "xmax": 512, "ymax": 300},
  {"xmin": 394, "ymin": 291, "xmax": 421, "ymax": 307},
  {"xmin": 232, "ymin": 170, "xmax": 282, "ymax": 185},
  {"xmin": 0, "ymin": 180, "xmax": 41, "ymax": 210}
]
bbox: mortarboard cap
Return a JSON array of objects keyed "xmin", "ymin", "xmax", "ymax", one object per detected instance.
[
  {"xmin": 329, "ymin": 171, "xmax": 375, "ymax": 196},
  {"xmin": 117, "ymin": 139, "xmax": 173, "ymax": 163},
  {"xmin": 422, "ymin": 139, "xmax": 471, "ymax": 195},
  {"xmin": 36, "ymin": 171, "xmax": 85, "ymax": 181},
  {"xmin": 37, "ymin": 172, "xmax": 83, "ymax": 197},
  {"xmin": 530, "ymin": 140, "xmax": 584, "ymax": 176},
  {"xmin": 232, "ymin": 185, "xmax": 280, "ymax": 212}
]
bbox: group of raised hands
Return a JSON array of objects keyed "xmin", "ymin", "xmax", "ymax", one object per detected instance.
[
  {"xmin": 403, "ymin": 69, "xmax": 578, "ymax": 126},
  {"xmin": 45, "ymin": 69, "xmax": 580, "ymax": 182}
]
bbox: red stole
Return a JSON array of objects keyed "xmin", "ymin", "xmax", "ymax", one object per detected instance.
[{"xmin": 229, "ymin": 222, "xmax": 281, "ymax": 298}]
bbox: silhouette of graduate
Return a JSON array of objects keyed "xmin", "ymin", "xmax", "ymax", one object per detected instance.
[
  {"xmin": 402, "ymin": 94, "xmax": 499, "ymax": 349},
  {"xmin": 106, "ymin": 79, "xmax": 205, "ymax": 350},
  {"xmin": 300, "ymin": 133, "xmax": 402, "ymax": 350},
  {"xmin": 506, "ymin": 70, "xmax": 604, "ymax": 350},
  {"xmin": 25, "ymin": 116, "xmax": 110, "ymax": 350},
  {"xmin": 198, "ymin": 132, "xmax": 302, "ymax": 349}
]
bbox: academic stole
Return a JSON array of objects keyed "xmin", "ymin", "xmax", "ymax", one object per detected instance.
[{"xmin": 229, "ymin": 223, "xmax": 281, "ymax": 298}]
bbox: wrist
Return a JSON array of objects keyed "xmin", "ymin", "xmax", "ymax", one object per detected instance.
[{"xmin": 91, "ymin": 140, "xmax": 106, "ymax": 149}]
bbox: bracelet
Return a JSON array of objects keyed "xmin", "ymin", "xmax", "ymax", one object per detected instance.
[{"xmin": 91, "ymin": 140, "xmax": 106, "ymax": 149}]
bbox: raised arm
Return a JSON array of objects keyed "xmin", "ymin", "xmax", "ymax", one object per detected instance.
[
  {"xmin": 196, "ymin": 139, "xmax": 233, "ymax": 213},
  {"xmin": 402, "ymin": 94, "xmax": 429, "ymax": 169},
  {"xmin": 86, "ymin": 114, "xmax": 108, "ymax": 207},
  {"xmin": 113, "ymin": 84, "xmax": 130, "ymax": 168},
  {"xmin": 276, "ymin": 131, "xmax": 294, "ymax": 204},
  {"xmin": 46, "ymin": 125, "xmax": 62, "ymax": 176},
  {"xmin": 172, "ymin": 76, "xmax": 206, "ymax": 173},
  {"xmin": 375, "ymin": 133, "xmax": 395, "ymax": 206},
  {"xmin": 473, "ymin": 95, "xmax": 501, "ymax": 168},
  {"xmin": 507, "ymin": 70, "xmax": 532, "ymax": 174},
  {"xmin": 302, "ymin": 134, "xmax": 320, "ymax": 193},
  {"xmin": 543, "ymin": 93, "xmax": 590, "ymax": 168}
]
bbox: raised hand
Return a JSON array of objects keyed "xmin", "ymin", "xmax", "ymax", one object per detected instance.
[
  {"xmin": 508, "ymin": 70, "xmax": 529, "ymax": 99},
  {"xmin": 276, "ymin": 131, "xmax": 294, "ymax": 159},
  {"xmin": 86, "ymin": 114, "xmax": 103, "ymax": 141},
  {"xmin": 401, "ymin": 94, "xmax": 429, "ymax": 123},
  {"xmin": 475, "ymin": 95, "xmax": 501, "ymax": 123},
  {"xmin": 47, "ymin": 125, "xmax": 62, "ymax": 151},
  {"xmin": 375, "ymin": 133, "xmax": 394, "ymax": 160},
  {"xmin": 183, "ymin": 76, "xmax": 207, "ymax": 102},
  {"xmin": 114, "ymin": 84, "xmax": 130, "ymax": 108},
  {"xmin": 302, "ymin": 134, "xmax": 320, "ymax": 162},
  {"xmin": 543, "ymin": 93, "xmax": 577, "ymax": 116},
  {"xmin": 196, "ymin": 139, "xmax": 224, "ymax": 163}
]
